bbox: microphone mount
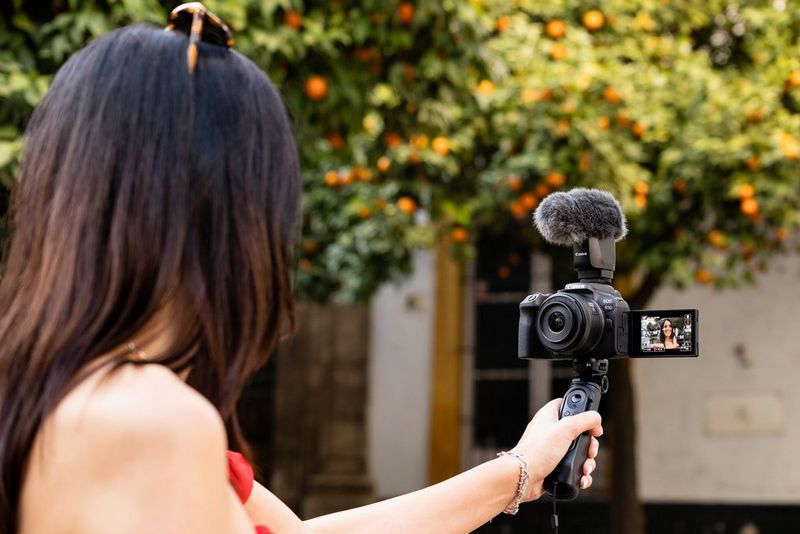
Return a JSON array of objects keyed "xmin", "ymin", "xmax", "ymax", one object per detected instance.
[{"xmin": 573, "ymin": 236, "xmax": 616, "ymax": 284}]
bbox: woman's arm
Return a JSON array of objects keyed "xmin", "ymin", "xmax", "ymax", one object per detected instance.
[
  {"xmin": 304, "ymin": 399, "xmax": 601, "ymax": 534},
  {"xmin": 241, "ymin": 399, "xmax": 602, "ymax": 534}
]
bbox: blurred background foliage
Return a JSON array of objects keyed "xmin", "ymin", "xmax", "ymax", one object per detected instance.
[{"xmin": 2, "ymin": 0, "xmax": 800, "ymax": 302}]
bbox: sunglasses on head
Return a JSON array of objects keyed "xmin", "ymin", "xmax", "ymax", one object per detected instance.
[{"xmin": 165, "ymin": 2, "xmax": 234, "ymax": 73}]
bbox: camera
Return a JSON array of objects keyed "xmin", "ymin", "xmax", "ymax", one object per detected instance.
[
  {"xmin": 518, "ymin": 229, "xmax": 698, "ymax": 360},
  {"xmin": 519, "ymin": 281, "xmax": 629, "ymax": 359},
  {"xmin": 519, "ymin": 189, "xmax": 699, "ymax": 502}
]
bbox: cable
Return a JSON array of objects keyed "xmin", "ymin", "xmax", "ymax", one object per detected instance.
[{"xmin": 551, "ymin": 483, "xmax": 559, "ymax": 534}]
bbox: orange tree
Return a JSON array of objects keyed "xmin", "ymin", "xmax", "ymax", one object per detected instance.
[
  {"xmin": 3, "ymin": 0, "xmax": 800, "ymax": 531},
  {"xmin": 3, "ymin": 1, "xmax": 799, "ymax": 301}
]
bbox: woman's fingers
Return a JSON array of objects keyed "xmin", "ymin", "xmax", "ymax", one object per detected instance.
[
  {"xmin": 588, "ymin": 436, "xmax": 600, "ymax": 459},
  {"xmin": 580, "ymin": 475, "xmax": 593, "ymax": 489},
  {"xmin": 583, "ymin": 458, "xmax": 596, "ymax": 476}
]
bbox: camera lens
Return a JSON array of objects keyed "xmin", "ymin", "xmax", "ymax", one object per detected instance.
[
  {"xmin": 539, "ymin": 302, "xmax": 574, "ymax": 345},
  {"xmin": 537, "ymin": 293, "xmax": 604, "ymax": 355},
  {"xmin": 548, "ymin": 312, "xmax": 566, "ymax": 333}
]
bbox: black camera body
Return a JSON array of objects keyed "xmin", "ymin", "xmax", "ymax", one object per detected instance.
[{"xmin": 519, "ymin": 281, "xmax": 630, "ymax": 360}]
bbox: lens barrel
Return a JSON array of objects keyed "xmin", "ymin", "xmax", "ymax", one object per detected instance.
[{"xmin": 537, "ymin": 293, "xmax": 604, "ymax": 355}]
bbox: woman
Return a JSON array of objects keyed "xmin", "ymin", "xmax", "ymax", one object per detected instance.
[
  {"xmin": 0, "ymin": 6, "xmax": 602, "ymax": 534},
  {"xmin": 656, "ymin": 319, "xmax": 680, "ymax": 350}
]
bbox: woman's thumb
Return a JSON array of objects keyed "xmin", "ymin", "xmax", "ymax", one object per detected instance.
[{"xmin": 557, "ymin": 410, "xmax": 602, "ymax": 439}]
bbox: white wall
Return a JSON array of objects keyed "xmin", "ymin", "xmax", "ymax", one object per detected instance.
[
  {"xmin": 367, "ymin": 250, "xmax": 435, "ymax": 497},
  {"xmin": 636, "ymin": 254, "xmax": 800, "ymax": 503}
]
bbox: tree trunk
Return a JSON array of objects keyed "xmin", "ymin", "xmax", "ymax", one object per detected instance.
[
  {"xmin": 607, "ymin": 270, "xmax": 661, "ymax": 534},
  {"xmin": 608, "ymin": 360, "xmax": 645, "ymax": 534}
]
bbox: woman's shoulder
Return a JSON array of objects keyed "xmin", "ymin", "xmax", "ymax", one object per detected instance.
[
  {"xmin": 51, "ymin": 362, "xmax": 225, "ymax": 460},
  {"xmin": 22, "ymin": 364, "xmax": 232, "ymax": 532}
]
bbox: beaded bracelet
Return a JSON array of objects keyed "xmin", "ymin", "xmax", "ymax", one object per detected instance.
[{"xmin": 497, "ymin": 451, "xmax": 530, "ymax": 515}]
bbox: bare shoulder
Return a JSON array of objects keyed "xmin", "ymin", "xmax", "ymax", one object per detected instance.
[
  {"xmin": 46, "ymin": 363, "xmax": 226, "ymax": 483},
  {"xmin": 22, "ymin": 364, "xmax": 244, "ymax": 534}
]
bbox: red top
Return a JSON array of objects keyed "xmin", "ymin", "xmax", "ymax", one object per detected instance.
[{"xmin": 227, "ymin": 451, "xmax": 273, "ymax": 534}]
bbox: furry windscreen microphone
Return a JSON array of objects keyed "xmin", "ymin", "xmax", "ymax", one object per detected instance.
[{"xmin": 533, "ymin": 188, "xmax": 628, "ymax": 246}]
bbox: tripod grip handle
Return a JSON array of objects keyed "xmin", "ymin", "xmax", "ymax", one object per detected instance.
[{"xmin": 544, "ymin": 381, "xmax": 602, "ymax": 501}]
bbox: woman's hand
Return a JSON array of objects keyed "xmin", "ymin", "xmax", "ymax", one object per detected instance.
[{"xmin": 510, "ymin": 398, "xmax": 603, "ymax": 501}]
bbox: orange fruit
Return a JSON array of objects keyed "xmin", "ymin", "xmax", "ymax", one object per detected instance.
[
  {"xmin": 788, "ymin": 70, "xmax": 800, "ymax": 88},
  {"xmin": 410, "ymin": 134, "xmax": 429, "ymax": 149},
  {"xmin": 737, "ymin": 183, "xmax": 755, "ymax": 199},
  {"xmin": 616, "ymin": 114, "xmax": 630, "ymax": 128},
  {"xmin": 398, "ymin": 2, "xmax": 415, "ymax": 25},
  {"xmin": 745, "ymin": 155, "xmax": 760, "ymax": 172},
  {"xmin": 546, "ymin": 19, "xmax": 566, "ymax": 39},
  {"xmin": 450, "ymin": 227, "xmax": 469, "ymax": 243},
  {"xmin": 779, "ymin": 132, "xmax": 800, "ymax": 160},
  {"xmin": 746, "ymin": 109, "xmax": 764, "ymax": 123},
  {"xmin": 556, "ymin": 118, "xmax": 571, "ymax": 134},
  {"xmin": 535, "ymin": 183, "xmax": 549, "ymax": 197},
  {"xmin": 579, "ymin": 150, "xmax": 591, "ymax": 172},
  {"xmin": 635, "ymin": 193, "xmax": 647, "ymax": 209},
  {"xmin": 598, "ymin": 116, "xmax": 610, "ymax": 130},
  {"xmin": 284, "ymin": 10, "xmax": 303, "ymax": 29},
  {"xmin": 326, "ymin": 132, "xmax": 344, "ymax": 150},
  {"xmin": 375, "ymin": 198, "xmax": 387, "ymax": 210},
  {"xmin": 495, "ymin": 16, "xmax": 510, "ymax": 33},
  {"xmin": 498, "ymin": 265, "xmax": 512, "ymax": 279},
  {"xmin": 583, "ymin": 10, "xmax": 605, "ymax": 31},
  {"xmin": 603, "ymin": 86, "xmax": 622, "ymax": 104},
  {"xmin": 338, "ymin": 170, "xmax": 354, "ymax": 186},
  {"xmin": 377, "ymin": 156, "xmax": 391, "ymax": 173},
  {"xmin": 305, "ymin": 76, "xmax": 328, "ymax": 101},
  {"xmin": 408, "ymin": 149, "xmax": 421, "ymax": 165},
  {"xmin": 546, "ymin": 171, "xmax": 566, "ymax": 187},
  {"xmin": 550, "ymin": 43, "xmax": 567, "ymax": 60},
  {"xmin": 740, "ymin": 197, "xmax": 759, "ymax": 218},
  {"xmin": 384, "ymin": 132, "xmax": 403, "ymax": 148},
  {"xmin": 397, "ymin": 196, "xmax": 417, "ymax": 214},
  {"xmin": 695, "ymin": 268, "xmax": 713, "ymax": 284},
  {"xmin": 507, "ymin": 175, "xmax": 523, "ymax": 191},
  {"xmin": 634, "ymin": 180, "xmax": 649, "ymax": 195},
  {"xmin": 357, "ymin": 207, "xmax": 371, "ymax": 219},
  {"xmin": 324, "ymin": 170, "xmax": 339, "ymax": 187},
  {"xmin": 353, "ymin": 166, "xmax": 373, "ymax": 182},
  {"xmin": 432, "ymin": 136, "xmax": 450, "ymax": 156},
  {"xmin": 477, "ymin": 79, "xmax": 495, "ymax": 95},
  {"xmin": 354, "ymin": 47, "xmax": 373, "ymax": 61},
  {"xmin": 674, "ymin": 178, "xmax": 687, "ymax": 195},
  {"xmin": 299, "ymin": 258, "xmax": 313, "ymax": 272},
  {"xmin": 632, "ymin": 122, "xmax": 646, "ymax": 137},
  {"xmin": 302, "ymin": 240, "xmax": 319, "ymax": 254},
  {"xmin": 509, "ymin": 202, "xmax": 527, "ymax": 219},
  {"xmin": 707, "ymin": 230, "xmax": 726, "ymax": 249},
  {"xmin": 520, "ymin": 193, "xmax": 538, "ymax": 209},
  {"xmin": 523, "ymin": 88, "xmax": 553, "ymax": 103}
]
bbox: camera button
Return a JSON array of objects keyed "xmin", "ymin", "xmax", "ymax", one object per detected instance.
[{"xmin": 563, "ymin": 410, "xmax": 571, "ymax": 416}]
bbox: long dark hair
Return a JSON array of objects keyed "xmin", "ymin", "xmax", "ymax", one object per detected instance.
[
  {"xmin": 0, "ymin": 24, "xmax": 300, "ymax": 532},
  {"xmin": 657, "ymin": 319, "xmax": 676, "ymax": 344}
]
